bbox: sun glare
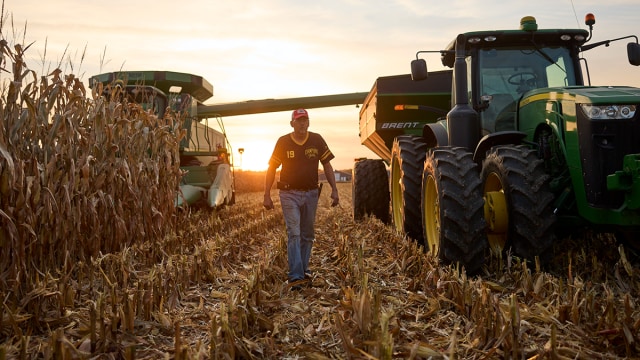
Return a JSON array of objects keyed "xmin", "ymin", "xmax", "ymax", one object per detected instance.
[{"xmin": 233, "ymin": 142, "xmax": 271, "ymax": 172}]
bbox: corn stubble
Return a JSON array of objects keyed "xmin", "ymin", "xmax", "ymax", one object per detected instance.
[{"xmin": 1, "ymin": 41, "xmax": 640, "ymax": 359}]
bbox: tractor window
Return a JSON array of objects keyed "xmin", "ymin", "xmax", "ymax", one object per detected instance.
[
  {"xmin": 124, "ymin": 86, "xmax": 168, "ymax": 118},
  {"xmin": 478, "ymin": 46, "xmax": 576, "ymax": 96},
  {"xmin": 170, "ymin": 93, "xmax": 192, "ymax": 113},
  {"xmin": 545, "ymin": 55, "xmax": 574, "ymax": 87},
  {"xmin": 477, "ymin": 46, "xmax": 576, "ymax": 132}
]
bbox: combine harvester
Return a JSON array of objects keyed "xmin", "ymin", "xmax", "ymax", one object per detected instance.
[
  {"xmin": 90, "ymin": 71, "xmax": 236, "ymax": 209},
  {"xmin": 90, "ymin": 70, "xmax": 368, "ymax": 209},
  {"xmin": 353, "ymin": 14, "xmax": 640, "ymax": 273}
]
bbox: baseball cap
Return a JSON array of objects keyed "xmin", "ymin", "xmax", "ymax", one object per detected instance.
[{"xmin": 292, "ymin": 108, "xmax": 309, "ymax": 121}]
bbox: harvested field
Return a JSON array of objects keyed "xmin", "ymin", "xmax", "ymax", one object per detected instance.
[
  {"xmin": 3, "ymin": 172, "xmax": 639, "ymax": 359},
  {"xmin": 0, "ymin": 36, "xmax": 638, "ymax": 359}
]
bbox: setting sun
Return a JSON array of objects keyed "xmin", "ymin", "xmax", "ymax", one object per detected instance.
[
  {"xmin": 233, "ymin": 147, "xmax": 270, "ymax": 171},
  {"xmin": 232, "ymin": 140, "xmax": 273, "ymax": 171}
]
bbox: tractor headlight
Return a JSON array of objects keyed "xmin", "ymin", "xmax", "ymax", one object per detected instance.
[{"xmin": 580, "ymin": 104, "xmax": 637, "ymax": 119}]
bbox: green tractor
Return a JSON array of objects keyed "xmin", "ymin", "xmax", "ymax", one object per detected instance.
[
  {"xmin": 90, "ymin": 71, "xmax": 236, "ymax": 209},
  {"xmin": 353, "ymin": 14, "xmax": 640, "ymax": 273}
]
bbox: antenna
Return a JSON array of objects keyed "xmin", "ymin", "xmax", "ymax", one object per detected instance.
[{"xmin": 569, "ymin": 0, "xmax": 580, "ymax": 28}]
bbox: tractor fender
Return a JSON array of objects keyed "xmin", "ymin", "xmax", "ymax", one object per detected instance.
[
  {"xmin": 422, "ymin": 120, "xmax": 449, "ymax": 148},
  {"xmin": 473, "ymin": 131, "xmax": 527, "ymax": 163}
]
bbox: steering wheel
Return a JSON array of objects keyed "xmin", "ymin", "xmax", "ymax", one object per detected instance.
[
  {"xmin": 508, "ymin": 72, "xmax": 538, "ymax": 93},
  {"xmin": 508, "ymin": 72, "xmax": 537, "ymax": 85}
]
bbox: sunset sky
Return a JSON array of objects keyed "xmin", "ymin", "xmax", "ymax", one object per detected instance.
[{"xmin": 8, "ymin": 0, "xmax": 640, "ymax": 171}]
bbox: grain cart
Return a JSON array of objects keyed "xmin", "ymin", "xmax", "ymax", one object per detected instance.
[
  {"xmin": 353, "ymin": 14, "xmax": 640, "ymax": 273},
  {"xmin": 90, "ymin": 71, "xmax": 236, "ymax": 209}
]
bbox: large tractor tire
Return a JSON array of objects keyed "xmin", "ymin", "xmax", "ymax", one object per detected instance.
[
  {"xmin": 391, "ymin": 135, "xmax": 428, "ymax": 245},
  {"xmin": 422, "ymin": 147, "xmax": 488, "ymax": 274},
  {"xmin": 353, "ymin": 159, "xmax": 390, "ymax": 223},
  {"xmin": 480, "ymin": 145, "xmax": 556, "ymax": 261}
]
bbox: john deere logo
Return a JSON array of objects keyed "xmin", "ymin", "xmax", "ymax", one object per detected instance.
[{"xmin": 305, "ymin": 148, "xmax": 318, "ymax": 159}]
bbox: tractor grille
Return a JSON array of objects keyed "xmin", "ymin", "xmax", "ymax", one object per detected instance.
[{"xmin": 577, "ymin": 108, "xmax": 640, "ymax": 208}]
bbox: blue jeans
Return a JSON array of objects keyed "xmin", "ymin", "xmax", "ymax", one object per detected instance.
[{"xmin": 279, "ymin": 189, "xmax": 319, "ymax": 282}]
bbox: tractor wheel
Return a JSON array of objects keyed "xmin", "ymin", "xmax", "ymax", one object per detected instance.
[
  {"xmin": 615, "ymin": 229, "xmax": 640, "ymax": 262},
  {"xmin": 422, "ymin": 147, "xmax": 487, "ymax": 274},
  {"xmin": 353, "ymin": 159, "xmax": 390, "ymax": 223},
  {"xmin": 391, "ymin": 135, "xmax": 428, "ymax": 244},
  {"xmin": 480, "ymin": 145, "xmax": 556, "ymax": 261}
]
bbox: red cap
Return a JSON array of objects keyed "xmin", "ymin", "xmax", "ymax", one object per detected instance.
[{"xmin": 292, "ymin": 108, "xmax": 309, "ymax": 121}]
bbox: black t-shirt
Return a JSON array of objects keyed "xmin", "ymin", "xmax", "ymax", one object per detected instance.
[{"xmin": 268, "ymin": 132, "xmax": 334, "ymax": 189}]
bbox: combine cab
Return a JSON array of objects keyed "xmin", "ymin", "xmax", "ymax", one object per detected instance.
[
  {"xmin": 90, "ymin": 71, "xmax": 235, "ymax": 209},
  {"xmin": 353, "ymin": 14, "xmax": 640, "ymax": 273}
]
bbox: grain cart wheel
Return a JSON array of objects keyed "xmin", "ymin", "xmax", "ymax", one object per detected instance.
[
  {"xmin": 353, "ymin": 159, "xmax": 390, "ymax": 223},
  {"xmin": 391, "ymin": 135, "xmax": 428, "ymax": 244},
  {"xmin": 422, "ymin": 147, "xmax": 487, "ymax": 274},
  {"xmin": 480, "ymin": 145, "xmax": 556, "ymax": 261}
]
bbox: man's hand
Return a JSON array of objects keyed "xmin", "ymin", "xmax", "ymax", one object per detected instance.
[
  {"xmin": 263, "ymin": 195, "xmax": 274, "ymax": 210},
  {"xmin": 330, "ymin": 189, "xmax": 339, "ymax": 207}
]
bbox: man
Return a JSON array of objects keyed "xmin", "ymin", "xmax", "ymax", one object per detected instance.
[{"xmin": 263, "ymin": 108, "xmax": 339, "ymax": 290}]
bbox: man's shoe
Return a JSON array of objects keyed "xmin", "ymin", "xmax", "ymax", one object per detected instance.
[{"xmin": 288, "ymin": 279, "xmax": 306, "ymax": 291}]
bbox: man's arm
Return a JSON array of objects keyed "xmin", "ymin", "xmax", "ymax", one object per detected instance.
[
  {"xmin": 263, "ymin": 165, "xmax": 277, "ymax": 210},
  {"xmin": 321, "ymin": 161, "xmax": 339, "ymax": 207}
]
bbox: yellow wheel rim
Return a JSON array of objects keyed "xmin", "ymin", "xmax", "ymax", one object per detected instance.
[
  {"xmin": 423, "ymin": 175, "xmax": 440, "ymax": 256},
  {"xmin": 483, "ymin": 172, "xmax": 508, "ymax": 254},
  {"xmin": 391, "ymin": 157, "xmax": 403, "ymax": 232}
]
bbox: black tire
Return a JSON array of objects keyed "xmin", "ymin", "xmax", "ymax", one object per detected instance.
[
  {"xmin": 615, "ymin": 230, "xmax": 640, "ymax": 263},
  {"xmin": 480, "ymin": 145, "xmax": 556, "ymax": 261},
  {"xmin": 616, "ymin": 229, "xmax": 640, "ymax": 253},
  {"xmin": 391, "ymin": 135, "xmax": 428, "ymax": 244},
  {"xmin": 422, "ymin": 147, "xmax": 487, "ymax": 274},
  {"xmin": 353, "ymin": 159, "xmax": 390, "ymax": 223}
]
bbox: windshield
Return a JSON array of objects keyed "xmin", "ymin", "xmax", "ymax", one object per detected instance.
[
  {"xmin": 477, "ymin": 46, "xmax": 576, "ymax": 132},
  {"xmin": 479, "ymin": 46, "xmax": 576, "ymax": 96}
]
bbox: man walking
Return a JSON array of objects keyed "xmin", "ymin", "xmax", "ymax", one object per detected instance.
[{"xmin": 263, "ymin": 108, "xmax": 339, "ymax": 290}]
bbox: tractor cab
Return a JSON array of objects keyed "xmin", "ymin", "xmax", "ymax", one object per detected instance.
[
  {"xmin": 438, "ymin": 17, "xmax": 588, "ymax": 136},
  {"xmin": 475, "ymin": 46, "xmax": 579, "ymax": 133}
]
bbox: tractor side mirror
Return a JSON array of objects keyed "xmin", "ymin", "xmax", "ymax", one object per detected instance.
[
  {"xmin": 411, "ymin": 58, "xmax": 428, "ymax": 81},
  {"xmin": 628, "ymin": 42, "xmax": 640, "ymax": 66}
]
